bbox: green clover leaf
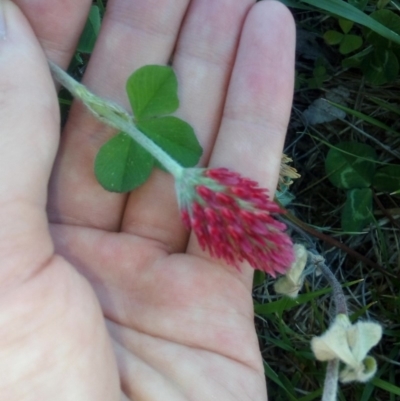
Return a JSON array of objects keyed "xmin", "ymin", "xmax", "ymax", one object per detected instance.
[
  {"xmin": 94, "ymin": 65, "xmax": 203, "ymax": 193},
  {"xmin": 126, "ymin": 65, "xmax": 179, "ymax": 120},
  {"xmin": 325, "ymin": 142, "xmax": 377, "ymax": 189},
  {"xmin": 95, "ymin": 132, "xmax": 153, "ymax": 192}
]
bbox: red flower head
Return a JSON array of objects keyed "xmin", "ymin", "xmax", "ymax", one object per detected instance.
[{"xmin": 175, "ymin": 167, "xmax": 295, "ymax": 276}]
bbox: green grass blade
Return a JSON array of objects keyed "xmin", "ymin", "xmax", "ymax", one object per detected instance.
[
  {"xmin": 368, "ymin": 97, "xmax": 400, "ymax": 116},
  {"xmin": 58, "ymin": 97, "xmax": 72, "ymax": 106},
  {"xmin": 254, "ymin": 280, "xmax": 362, "ymax": 316},
  {"xmin": 327, "ymin": 100, "xmax": 400, "ymax": 135},
  {"xmin": 309, "ymin": 134, "xmax": 400, "ymax": 166},
  {"xmin": 254, "ymin": 288, "xmax": 330, "ymax": 315},
  {"xmin": 297, "ymin": 389, "xmax": 323, "ymax": 401},
  {"xmin": 299, "ymin": 0, "xmax": 400, "ymax": 44},
  {"xmin": 350, "ymin": 302, "xmax": 377, "ymax": 322},
  {"xmin": 360, "ymin": 382, "xmax": 375, "ymax": 401},
  {"xmin": 371, "ymin": 377, "xmax": 400, "ymax": 396},
  {"xmin": 263, "ymin": 362, "xmax": 298, "ymax": 401}
]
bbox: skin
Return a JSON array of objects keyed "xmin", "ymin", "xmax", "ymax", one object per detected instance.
[{"xmin": 0, "ymin": 0, "xmax": 295, "ymax": 399}]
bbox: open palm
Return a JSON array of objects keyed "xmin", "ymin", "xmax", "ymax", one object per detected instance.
[{"xmin": 1, "ymin": 1, "xmax": 295, "ymax": 399}]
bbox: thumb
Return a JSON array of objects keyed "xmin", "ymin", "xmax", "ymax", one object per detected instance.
[{"xmin": 0, "ymin": 0, "xmax": 59, "ymax": 286}]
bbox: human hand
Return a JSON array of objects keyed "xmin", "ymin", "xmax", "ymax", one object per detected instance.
[{"xmin": 1, "ymin": 0, "xmax": 295, "ymax": 399}]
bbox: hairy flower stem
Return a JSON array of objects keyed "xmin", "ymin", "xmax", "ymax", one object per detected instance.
[
  {"xmin": 309, "ymin": 252, "xmax": 348, "ymax": 401},
  {"xmin": 310, "ymin": 254, "xmax": 348, "ymax": 316},
  {"xmin": 322, "ymin": 359, "xmax": 339, "ymax": 401},
  {"xmin": 48, "ymin": 61, "xmax": 184, "ymax": 179}
]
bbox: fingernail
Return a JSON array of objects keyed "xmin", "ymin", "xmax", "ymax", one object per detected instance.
[{"xmin": 0, "ymin": 0, "xmax": 7, "ymax": 39}]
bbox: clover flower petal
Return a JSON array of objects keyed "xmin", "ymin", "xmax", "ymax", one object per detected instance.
[
  {"xmin": 340, "ymin": 356, "xmax": 378, "ymax": 383},
  {"xmin": 311, "ymin": 314, "xmax": 382, "ymax": 384},
  {"xmin": 346, "ymin": 321, "xmax": 383, "ymax": 364},
  {"xmin": 175, "ymin": 167, "xmax": 295, "ymax": 275},
  {"xmin": 274, "ymin": 244, "xmax": 307, "ymax": 298},
  {"xmin": 311, "ymin": 314, "xmax": 357, "ymax": 366}
]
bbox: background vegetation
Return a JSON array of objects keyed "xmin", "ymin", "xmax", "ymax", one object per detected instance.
[{"xmin": 254, "ymin": 1, "xmax": 400, "ymax": 400}]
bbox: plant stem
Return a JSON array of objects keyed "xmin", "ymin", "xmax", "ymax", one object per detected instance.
[
  {"xmin": 48, "ymin": 61, "xmax": 184, "ymax": 179},
  {"xmin": 310, "ymin": 255, "xmax": 348, "ymax": 316},
  {"xmin": 321, "ymin": 359, "xmax": 339, "ymax": 401},
  {"xmin": 307, "ymin": 252, "xmax": 348, "ymax": 401}
]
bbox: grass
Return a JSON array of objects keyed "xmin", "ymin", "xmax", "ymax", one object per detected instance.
[{"xmin": 253, "ymin": 1, "xmax": 400, "ymax": 399}]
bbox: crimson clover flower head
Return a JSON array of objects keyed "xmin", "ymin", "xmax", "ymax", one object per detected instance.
[{"xmin": 175, "ymin": 167, "xmax": 295, "ymax": 276}]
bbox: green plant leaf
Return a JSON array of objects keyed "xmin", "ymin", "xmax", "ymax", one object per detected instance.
[
  {"xmin": 299, "ymin": 0, "xmax": 400, "ymax": 44},
  {"xmin": 339, "ymin": 34, "xmax": 363, "ymax": 54},
  {"xmin": 253, "ymin": 270, "xmax": 266, "ymax": 287},
  {"xmin": 137, "ymin": 116, "xmax": 202, "ymax": 168},
  {"xmin": 364, "ymin": 10, "xmax": 400, "ymax": 49},
  {"xmin": 325, "ymin": 142, "xmax": 377, "ymax": 189},
  {"xmin": 95, "ymin": 132, "xmax": 154, "ymax": 193},
  {"xmin": 97, "ymin": 0, "xmax": 106, "ymax": 14},
  {"xmin": 373, "ymin": 165, "xmax": 400, "ymax": 193},
  {"xmin": 77, "ymin": 5, "xmax": 101, "ymax": 53},
  {"xmin": 313, "ymin": 65, "xmax": 327, "ymax": 78},
  {"xmin": 377, "ymin": 0, "xmax": 391, "ymax": 9},
  {"xmin": 341, "ymin": 188, "xmax": 373, "ymax": 231},
  {"xmin": 126, "ymin": 65, "xmax": 179, "ymax": 120},
  {"xmin": 307, "ymin": 62, "xmax": 329, "ymax": 89},
  {"xmin": 339, "ymin": 18, "xmax": 354, "ymax": 34},
  {"xmin": 348, "ymin": 0, "xmax": 368, "ymax": 10},
  {"xmin": 361, "ymin": 48, "xmax": 399, "ymax": 85},
  {"xmin": 342, "ymin": 46, "xmax": 372, "ymax": 68},
  {"xmin": 324, "ymin": 30, "xmax": 344, "ymax": 45}
]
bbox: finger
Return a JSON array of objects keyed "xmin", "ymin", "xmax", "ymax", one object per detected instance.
[
  {"xmin": 186, "ymin": 0, "xmax": 296, "ymax": 287},
  {"xmin": 0, "ymin": 1, "xmax": 59, "ymax": 283},
  {"xmin": 48, "ymin": 0, "xmax": 190, "ymax": 231},
  {"xmin": 174, "ymin": 0, "xmax": 255, "ymax": 164},
  {"xmin": 121, "ymin": 0, "xmax": 254, "ymax": 251},
  {"xmin": 13, "ymin": 0, "xmax": 92, "ymax": 67}
]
